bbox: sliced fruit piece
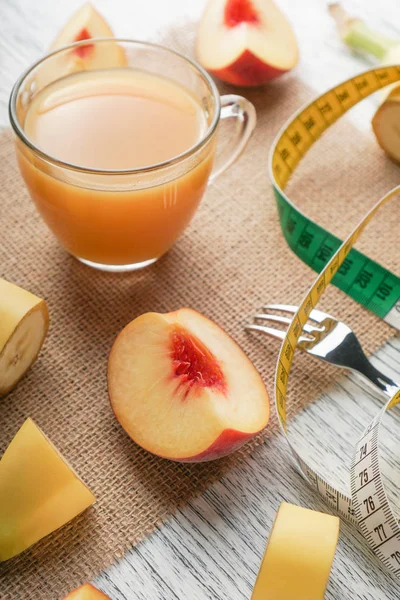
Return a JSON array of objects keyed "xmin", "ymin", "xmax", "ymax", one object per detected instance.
[
  {"xmin": 252, "ymin": 503, "xmax": 340, "ymax": 599},
  {"xmin": 196, "ymin": 0, "xmax": 299, "ymax": 87},
  {"xmin": 63, "ymin": 583, "xmax": 111, "ymax": 600},
  {"xmin": 108, "ymin": 308, "xmax": 269, "ymax": 462},
  {"xmin": 372, "ymin": 97, "xmax": 400, "ymax": 165},
  {"xmin": 0, "ymin": 278, "xmax": 49, "ymax": 396},
  {"xmin": 36, "ymin": 3, "xmax": 125, "ymax": 89},
  {"xmin": 49, "ymin": 3, "xmax": 125, "ymax": 70},
  {"xmin": 0, "ymin": 419, "xmax": 95, "ymax": 561}
]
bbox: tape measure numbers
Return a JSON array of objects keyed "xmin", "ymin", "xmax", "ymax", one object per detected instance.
[
  {"xmin": 268, "ymin": 66, "xmax": 400, "ymax": 579},
  {"xmin": 271, "ymin": 66, "xmax": 400, "ymax": 328}
]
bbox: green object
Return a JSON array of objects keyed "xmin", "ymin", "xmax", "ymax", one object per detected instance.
[
  {"xmin": 343, "ymin": 20, "xmax": 397, "ymax": 61},
  {"xmin": 273, "ymin": 186, "xmax": 400, "ymax": 321},
  {"xmin": 269, "ymin": 65, "xmax": 400, "ymax": 328}
]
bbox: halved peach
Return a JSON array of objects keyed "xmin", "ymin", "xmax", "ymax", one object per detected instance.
[
  {"xmin": 197, "ymin": 0, "xmax": 299, "ymax": 87},
  {"xmin": 63, "ymin": 583, "xmax": 110, "ymax": 600},
  {"xmin": 108, "ymin": 309, "xmax": 269, "ymax": 462}
]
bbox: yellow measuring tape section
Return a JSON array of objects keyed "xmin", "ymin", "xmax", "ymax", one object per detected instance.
[
  {"xmin": 272, "ymin": 66, "xmax": 400, "ymax": 190},
  {"xmin": 270, "ymin": 66, "xmax": 400, "ymax": 326},
  {"xmin": 267, "ymin": 63, "xmax": 400, "ymax": 578},
  {"xmin": 275, "ymin": 170, "xmax": 400, "ymax": 430}
]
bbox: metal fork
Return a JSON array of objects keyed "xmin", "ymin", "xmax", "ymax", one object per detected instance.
[{"xmin": 246, "ymin": 304, "xmax": 399, "ymax": 398}]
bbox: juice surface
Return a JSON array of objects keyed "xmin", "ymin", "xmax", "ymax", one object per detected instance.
[
  {"xmin": 24, "ymin": 69, "xmax": 207, "ymax": 170},
  {"xmin": 18, "ymin": 69, "xmax": 214, "ymax": 266}
]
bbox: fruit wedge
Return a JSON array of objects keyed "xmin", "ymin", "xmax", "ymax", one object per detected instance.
[
  {"xmin": 0, "ymin": 418, "xmax": 95, "ymax": 561},
  {"xmin": 0, "ymin": 278, "xmax": 49, "ymax": 396},
  {"xmin": 252, "ymin": 503, "xmax": 340, "ymax": 599},
  {"xmin": 63, "ymin": 583, "xmax": 111, "ymax": 600},
  {"xmin": 329, "ymin": 3, "xmax": 400, "ymax": 162},
  {"xmin": 197, "ymin": 0, "xmax": 299, "ymax": 86},
  {"xmin": 372, "ymin": 96, "xmax": 400, "ymax": 165},
  {"xmin": 108, "ymin": 308, "xmax": 269, "ymax": 462},
  {"xmin": 49, "ymin": 3, "xmax": 125, "ymax": 69},
  {"xmin": 36, "ymin": 3, "xmax": 126, "ymax": 89}
]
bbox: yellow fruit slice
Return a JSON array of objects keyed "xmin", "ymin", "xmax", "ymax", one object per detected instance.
[
  {"xmin": 0, "ymin": 418, "xmax": 95, "ymax": 561},
  {"xmin": 372, "ymin": 97, "xmax": 400, "ymax": 165},
  {"xmin": 252, "ymin": 503, "xmax": 340, "ymax": 600},
  {"xmin": 0, "ymin": 278, "xmax": 49, "ymax": 396}
]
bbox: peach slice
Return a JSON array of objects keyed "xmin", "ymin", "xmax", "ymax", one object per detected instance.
[
  {"xmin": 36, "ymin": 4, "xmax": 125, "ymax": 89},
  {"xmin": 108, "ymin": 309, "xmax": 269, "ymax": 462},
  {"xmin": 63, "ymin": 583, "xmax": 111, "ymax": 600},
  {"xmin": 196, "ymin": 0, "xmax": 299, "ymax": 87},
  {"xmin": 49, "ymin": 3, "xmax": 125, "ymax": 70}
]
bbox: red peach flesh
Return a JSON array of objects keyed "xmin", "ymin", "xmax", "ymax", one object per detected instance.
[
  {"xmin": 73, "ymin": 27, "xmax": 94, "ymax": 58},
  {"xmin": 224, "ymin": 0, "xmax": 260, "ymax": 27},
  {"xmin": 170, "ymin": 325, "xmax": 227, "ymax": 399}
]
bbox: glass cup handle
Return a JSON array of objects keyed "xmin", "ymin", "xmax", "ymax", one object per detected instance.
[{"xmin": 209, "ymin": 94, "xmax": 257, "ymax": 183}]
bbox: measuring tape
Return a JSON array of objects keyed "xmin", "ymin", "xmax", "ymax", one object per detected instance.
[
  {"xmin": 268, "ymin": 66, "xmax": 400, "ymax": 578},
  {"xmin": 271, "ymin": 65, "xmax": 400, "ymax": 329}
]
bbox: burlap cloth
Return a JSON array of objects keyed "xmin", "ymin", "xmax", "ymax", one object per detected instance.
[{"xmin": 1, "ymin": 25, "xmax": 399, "ymax": 600}]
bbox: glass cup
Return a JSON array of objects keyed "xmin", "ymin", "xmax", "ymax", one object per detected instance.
[{"xmin": 9, "ymin": 39, "xmax": 256, "ymax": 272}]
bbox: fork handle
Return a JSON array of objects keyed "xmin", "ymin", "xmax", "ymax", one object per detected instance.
[
  {"xmin": 350, "ymin": 359, "xmax": 399, "ymax": 398},
  {"xmin": 327, "ymin": 333, "xmax": 399, "ymax": 397}
]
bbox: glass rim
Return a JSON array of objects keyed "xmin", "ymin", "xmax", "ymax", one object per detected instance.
[{"xmin": 9, "ymin": 37, "xmax": 221, "ymax": 175}]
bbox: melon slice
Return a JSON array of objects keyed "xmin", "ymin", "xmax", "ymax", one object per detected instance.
[{"xmin": 0, "ymin": 419, "xmax": 95, "ymax": 561}]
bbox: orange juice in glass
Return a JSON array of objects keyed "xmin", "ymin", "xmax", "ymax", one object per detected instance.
[{"xmin": 10, "ymin": 40, "xmax": 256, "ymax": 271}]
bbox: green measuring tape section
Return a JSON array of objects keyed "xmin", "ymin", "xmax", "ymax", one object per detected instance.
[
  {"xmin": 274, "ymin": 186, "xmax": 400, "ymax": 319},
  {"xmin": 270, "ymin": 65, "xmax": 400, "ymax": 323}
]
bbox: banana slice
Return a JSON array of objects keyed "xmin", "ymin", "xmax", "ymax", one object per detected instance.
[
  {"xmin": 0, "ymin": 278, "xmax": 49, "ymax": 396},
  {"xmin": 372, "ymin": 97, "xmax": 400, "ymax": 166}
]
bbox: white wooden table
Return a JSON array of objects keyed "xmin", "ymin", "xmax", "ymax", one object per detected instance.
[{"xmin": 1, "ymin": 1, "xmax": 400, "ymax": 598}]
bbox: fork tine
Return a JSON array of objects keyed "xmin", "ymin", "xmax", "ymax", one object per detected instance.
[
  {"xmin": 246, "ymin": 324, "xmax": 310, "ymax": 345},
  {"xmin": 263, "ymin": 304, "xmax": 332, "ymax": 325},
  {"xmin": 254, "ymin": 313, "xmax": 319, "ymax": 334},
  {"xmin": 262, "ymin": 304, "xmax": 299, "ymax": 313},
  {"xmin": 245, "ymin": 324, "xmax": 286, "ymax": 341}
]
